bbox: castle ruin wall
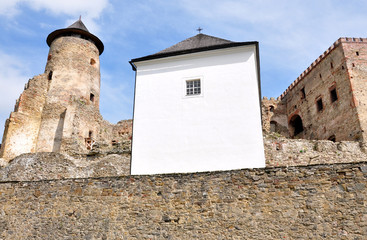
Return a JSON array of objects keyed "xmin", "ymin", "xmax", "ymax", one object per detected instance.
[{"xmin": 0, "ymin": 74, "xmax": 48, "ymax": 160}]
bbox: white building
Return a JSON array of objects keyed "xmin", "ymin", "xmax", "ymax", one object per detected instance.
[{"xmin": 130, "ymin": 33, "xmax": 265, "ymax": 175}]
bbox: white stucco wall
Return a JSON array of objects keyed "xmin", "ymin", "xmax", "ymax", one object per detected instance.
[{"xmin": 131, "ymin": 45, "xmax": 265, "ymax": 175}]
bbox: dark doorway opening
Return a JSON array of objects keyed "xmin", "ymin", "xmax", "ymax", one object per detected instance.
[
  {"xmin": 289, "ymin": 114, "xmax": 304, "ymax": 136},
  {"xmin": 270, "ymin": 121, "xmax": 277, "ymax": 133}
]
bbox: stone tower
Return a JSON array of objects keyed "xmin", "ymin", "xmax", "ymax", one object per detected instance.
[{"xmin": 0, "ymin": 19, "xmax": 105, "ymax": 160}]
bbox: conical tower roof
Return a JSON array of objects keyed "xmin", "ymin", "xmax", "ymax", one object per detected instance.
[
  {"xmin": 67, "ymin": 19, "xmax": 89, "ymax": 32},
  {"xmin": 46, "ymin": 19, "xmax": 104, "ymax": 55}
]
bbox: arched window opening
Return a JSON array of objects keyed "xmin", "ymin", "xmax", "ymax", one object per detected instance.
[
  {"xmin": 269, "ymin": 105, "xmax": 274, "ymax": 112},
  {"xmin": 289, "ymin": 114, "xmax": 304, "ymax": 136},
  {"xmin": 270, "ymin": 121, "xmax": 277, "ymax": 133}
]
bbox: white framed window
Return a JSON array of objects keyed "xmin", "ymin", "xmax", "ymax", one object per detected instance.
[{"xmin": 186, "ymin": 79, "xmax": 201, "ymax": 96}]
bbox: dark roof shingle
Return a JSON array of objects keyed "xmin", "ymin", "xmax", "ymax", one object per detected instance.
[
  {"xmin": 131, "ymin": 33, "xmax": 257, "ymax": 63},
  {"xmin": 155, "ymin": 34, "xmax": 233, "ymax": 54},
  {"xmin": 67, "ymin": 19, "xmax": 89, "ymax": 32}
]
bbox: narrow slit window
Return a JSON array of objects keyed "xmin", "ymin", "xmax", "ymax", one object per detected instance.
[
  {"xmin": 316, "ymin": 98, "xmax": 323, "ymax": 112},
  {"xmin": 48, "ymin": 71, "xmax": 53, "ymax": 80},
  {"xmin": 330, "ymin": 87, "xmax": 338, "ymax": 102},
  {"xmin": 186, "ymin": 79, "xmax": 201, "ymax": 96},
  {"xmin": 300, "ymin": 87, "xmax": 306, "ymax": 99},
  {"xmin": 356, "ymin": 51, "xmax": 359, "ymax": 56},
  {"xmin": 90, "ymin": 93, "xmax": 95, "ymax": 102}
]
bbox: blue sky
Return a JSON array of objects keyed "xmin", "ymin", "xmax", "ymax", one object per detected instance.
[{"xmin": 1, "ymin": 0, "xmax": 367, "ymax": 140}]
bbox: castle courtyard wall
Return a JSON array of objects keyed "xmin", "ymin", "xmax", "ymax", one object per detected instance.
[{"xmin": 0, "ymin": 161, "xmax": 366, "ymax": 239}]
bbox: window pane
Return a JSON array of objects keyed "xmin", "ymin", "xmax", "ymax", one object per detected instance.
[{"xmin": 186, "ymin": 79, "xmax": 201, "ymax": 95}]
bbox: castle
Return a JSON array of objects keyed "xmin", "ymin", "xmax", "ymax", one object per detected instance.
[
  {"xmin": 262, "ymin": 37, "xmax": 367, "ymax": 142},
  {"xmin": 0, "ymin": 20, "xmax": 367, "ymax": 239},
  {"xmin": 1, "ymin": 20, "xmax": 367, "ymax": 170}
]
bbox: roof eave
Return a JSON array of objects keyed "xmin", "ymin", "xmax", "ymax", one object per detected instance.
[{"xmin": 46, "ymin": 28, "xmax": 104, "ymax": 55}]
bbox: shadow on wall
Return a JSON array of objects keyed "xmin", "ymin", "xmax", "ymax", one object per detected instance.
[{"xmin": 52, "ymin": 110, "xmax": 66, "ymax": 152}]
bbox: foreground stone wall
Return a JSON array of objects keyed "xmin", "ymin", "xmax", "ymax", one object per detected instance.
[{"xmin": 0, "ymin": 161, "xmax": 366, "ymax": 239}]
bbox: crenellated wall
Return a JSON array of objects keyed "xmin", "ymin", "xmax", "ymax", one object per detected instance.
[
  {"xmin": 279, "ymin": 37, "xmax": 367, "ymax": 99},
  {"xmin": 263, "ymin": 37, "xmax": 367, "ymax": 142}
]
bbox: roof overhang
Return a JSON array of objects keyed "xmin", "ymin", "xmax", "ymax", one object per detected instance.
[
  {"xmin": 130, "ymin": 41, "xmax": 258, "ymax": 66},
  {"xmin": 47, "ymin": 28, "xmax": 104, "ymax": 55}
]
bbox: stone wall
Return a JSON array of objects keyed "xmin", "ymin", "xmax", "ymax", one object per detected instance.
[
  {"xmin": 0, "ymin": 74, "xmax": 48, "ymax": 160},
  {"xmin": 3, "ymin": 133, "xmax": 367, "ymax": 181},
  {"xmin": 343, "ymin": 39, "xmax": 367, "ymax": 142},
  {"xmin": 0, "ymin": 161, "xmax": 366, "ymax": 239},
  {"xmin": 261, "ymin": 97, "xmax": 288, "ymax": 136},
  {"xmin": 264, "ymin": 133, "xmax": 367, "ymax": 167}
]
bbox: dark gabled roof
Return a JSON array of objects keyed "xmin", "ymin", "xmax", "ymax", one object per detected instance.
[
  {"xmin": 46, "ymin": 19, "xmax": 104, "ymax": 55},
  {"xmin": 130, "ymin": 33, "xmax": 257, "ymax": 64},
  {"xmin": 155, "ymin": 34, "xmax": 233, "ymax": 54}
]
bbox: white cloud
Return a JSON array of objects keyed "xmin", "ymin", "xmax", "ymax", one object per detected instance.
[
  {"xmin": 0, "ymin": 0, "xmax": 109, "ymax": 33},
  {"xmin": 0, "ymin": 0, "xmax": 20, "ymax": 17}
]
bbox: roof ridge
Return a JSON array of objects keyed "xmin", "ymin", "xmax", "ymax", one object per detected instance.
[{"xmin": 154, "ymin": 33, "xmax": 234, "ymax": 55}]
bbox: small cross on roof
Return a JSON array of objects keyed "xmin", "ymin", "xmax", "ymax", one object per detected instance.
[{"xmin": 196, "ymin": 27, "xmax": 203, "ymax": 34}]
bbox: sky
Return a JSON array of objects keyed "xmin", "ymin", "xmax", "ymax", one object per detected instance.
[{"xmin": 0, "ymin": 0, "xmax": 367, "ymax": 140}]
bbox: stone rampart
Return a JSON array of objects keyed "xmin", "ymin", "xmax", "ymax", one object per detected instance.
[
  {"xmin": 265, "ymin": 134, "xmax": 367, "ymax": 167},
  {"xmin": 0, "ymin": 161, "xmax": 366, "ymax": 239},
  {"xmin": 2, "ymin": 134, "xmax": 367, "ymax": 182}
]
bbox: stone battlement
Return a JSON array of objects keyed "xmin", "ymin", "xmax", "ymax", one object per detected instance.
[{"xmin": 279, "ymin": 37, "xmax": 367, "ymax": 99}]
